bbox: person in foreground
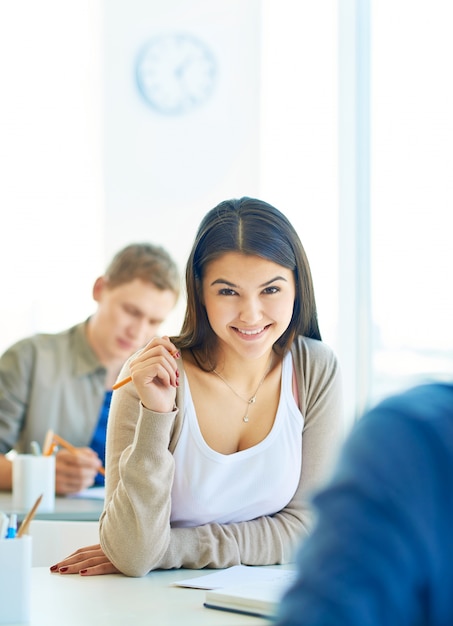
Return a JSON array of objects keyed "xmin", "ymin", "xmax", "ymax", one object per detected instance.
[
  {"xmin": 275, "ymin": 381, "xmax": 453, "ymax": 626},
  {"xmin": 0, "ymin": 243, "xmax": 179, "ymax": 494},
  {"xmin": 51, "ymin": 196, "xmax": 343, "ymax": 577}
]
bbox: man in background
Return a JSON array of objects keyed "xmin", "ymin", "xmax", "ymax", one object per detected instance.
[
  {"xmin": 276, "ymin": 381, "xmax": 453, "ymax": 626},
  {"xmin": 0, "ymin": 243, "xmax": 180, "ymax": 495}
]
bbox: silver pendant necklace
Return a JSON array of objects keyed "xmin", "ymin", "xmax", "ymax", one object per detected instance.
[{"xmin": 212, "ymin": 356, "xmax": 272, "ymax": 423}]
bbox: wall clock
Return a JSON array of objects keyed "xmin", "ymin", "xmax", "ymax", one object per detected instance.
[{"xmin": 135, "ymin": 33, "xmax": 217, "ymax": 115}]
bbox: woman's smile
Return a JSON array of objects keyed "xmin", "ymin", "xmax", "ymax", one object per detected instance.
[{"xmin": 202, "ymin": 252, "xmax": 295, "ymax": 357}]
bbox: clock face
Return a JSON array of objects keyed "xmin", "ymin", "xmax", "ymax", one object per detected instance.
[{"xmin": 136, "ymin": 33, "xmax": 217, "ymax": 115}]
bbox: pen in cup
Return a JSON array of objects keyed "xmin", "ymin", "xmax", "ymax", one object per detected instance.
[
  {"xmin": 30, "ymin": 441, "xmax": 41, "ymax": 456},
  {"xmin": 6, "ymin": 513, "xmax": 17, "ymax": 539},
  {"xmin": 16, "ymin": 494, "xmax": 43, "ymax": 538},
  {"xmin": 42, "ymin": 429, "xmax": 55, "ymax": 457}
]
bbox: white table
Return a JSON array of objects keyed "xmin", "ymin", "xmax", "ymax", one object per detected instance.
[
  {"xmin": 0, "ymin": 491, "xmax": 104, "ymax": 522},
  {"xmin": 11, "ymin": 567, "xmax": 270, "ymax": 625}
]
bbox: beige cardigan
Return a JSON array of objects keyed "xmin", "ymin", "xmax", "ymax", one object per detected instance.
[{"xmin": 99, "ymin": 336, "xmax": 344, "ymax": 576}]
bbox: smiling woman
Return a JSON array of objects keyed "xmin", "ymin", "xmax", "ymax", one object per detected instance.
[
  {"xmin": 197, "ymin": 251, "xmax": 295, "ymax": 431},
  {"xmin": 50, "ymin": 197, "xmax": 344, "ymax": 578},
  {"xmin": 201, "ymin": 252, "xmax": 296, "ymax": 365}
]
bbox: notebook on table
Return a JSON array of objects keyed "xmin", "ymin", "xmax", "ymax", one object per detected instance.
[{"xmin": 203, "ymin": 569, "xmax": 297, "ymax": 619}]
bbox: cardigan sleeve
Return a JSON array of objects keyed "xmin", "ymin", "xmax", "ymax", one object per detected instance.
[
  {"xmin": 99, "ymin": 355, "xmax": 181, "ymax": 576},
  {"xmin": 99, "ymin": 338, "xmax": 344, "ymax": 576}
]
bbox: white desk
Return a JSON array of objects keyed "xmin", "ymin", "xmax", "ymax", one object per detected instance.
[
  {"xmin": 0, "ymin": 491, "xmax": 104, "ymax": 522},
  {"xmin": 9, "ymin": 567, "xmax": 270, "ymax": 625}
]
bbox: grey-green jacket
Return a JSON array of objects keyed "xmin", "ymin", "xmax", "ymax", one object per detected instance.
[{"xmin": 0, "ymin": 321, "xmax": 106, "ymax": 455}]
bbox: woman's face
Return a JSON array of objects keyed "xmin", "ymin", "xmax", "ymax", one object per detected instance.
[{"xmin": 201, "ymin": 252, "xmax": 296, "ymax": 360}]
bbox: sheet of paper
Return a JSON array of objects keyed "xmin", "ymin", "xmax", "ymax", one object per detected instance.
[
  {"xmin": 67, "ymin": 486, "xmax": 105, "ymax": 500},
  {"xmin": 172, "ymin": 565, "xmax": 295, "ymax": 590}
]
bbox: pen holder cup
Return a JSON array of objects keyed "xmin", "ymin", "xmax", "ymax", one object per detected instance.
[
  {"xmin": 0, "ymin": 535, "xmax": 32, "ymax": 624},
  {"xmin": 12, "ymin": 454, "xmax": 56, "ymax": 513}
]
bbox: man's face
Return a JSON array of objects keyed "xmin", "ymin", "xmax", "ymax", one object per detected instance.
[{"xmin": 91, "ymin": 277, "xmax": 177, "ymax": 364}]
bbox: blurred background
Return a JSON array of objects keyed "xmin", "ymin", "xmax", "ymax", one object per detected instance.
[{"xmin": 1, "ymin": 0, "xmax": 452, "ymax": 428}]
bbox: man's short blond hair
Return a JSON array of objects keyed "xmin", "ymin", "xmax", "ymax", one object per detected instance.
[{"xmin": 105, "ymin": 243, "xmax": 180, "ymax": 296}]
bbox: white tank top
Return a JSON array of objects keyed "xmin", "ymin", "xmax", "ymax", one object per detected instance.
[{"xmin": 170, "ymin": 351, "xmax": 304, "ymax": 527}]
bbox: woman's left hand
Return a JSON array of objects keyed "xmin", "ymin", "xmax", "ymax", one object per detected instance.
[{"xmin": 50, "ymin": 544, "xmax": 120, "ymax": 576}]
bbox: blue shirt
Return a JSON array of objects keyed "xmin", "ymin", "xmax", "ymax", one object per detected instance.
[
  {"xmin": 276, "ymin": 383, "xmax": 453, "ymax": 626},
  {"xmin": 89, "ymin": 390, "xmax": 112, "ymax": 486}
]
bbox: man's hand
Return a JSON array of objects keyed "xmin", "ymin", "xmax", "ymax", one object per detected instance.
[{"xmin": 54, "ymin": 448, "xmax": 102, "ymax": 495}]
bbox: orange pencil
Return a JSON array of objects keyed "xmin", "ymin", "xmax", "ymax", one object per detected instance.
[
  {"xmin": 43, "ymin": 429, "xmax": 55, "ymax": 456},
  {"xmin": 43, "ymin": 430, "xmax": 105, "ymax": 476},
  {"xmin": 112, "ymin": 375, "xmax": 132, "ymax": 390},
  {"xmin": 112, "ymin": 348, "xmax": 180, "ymax": 391},
  {"xmin": 54, "ymin": 433, "xmax": 106, "ymax": 477},
  {"xmin": 52, "ymin": 432, "xmax": 79, "ymax": 454}
]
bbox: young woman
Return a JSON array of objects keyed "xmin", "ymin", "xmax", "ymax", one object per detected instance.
[{"xmin": 51, "ymin": 197, "xmax": 343, "ymax": 577}]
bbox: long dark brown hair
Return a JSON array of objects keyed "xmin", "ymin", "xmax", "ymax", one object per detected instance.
[{"xmin": 172, "ymin": 197, "xmax": 321, "ymax": 370}]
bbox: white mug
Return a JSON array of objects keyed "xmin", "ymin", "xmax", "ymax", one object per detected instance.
[{"xmin": 12, "ymin": 454, "xmax": 56, "ymax": 513}]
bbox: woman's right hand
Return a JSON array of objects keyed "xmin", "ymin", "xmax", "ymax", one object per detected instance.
[
  {"xmin": 50, "ymin": 544, "xmax": 120, "ymax": 576},
  {"xmin": 129, "ymin": 336, "xmax": 180, "ymax": 413}
]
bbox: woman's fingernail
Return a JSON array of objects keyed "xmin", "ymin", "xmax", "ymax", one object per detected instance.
[
  {"xmin": 80, "ymin": 569, "xmax": 88, "ymax": 575},
  {"xmin": 59, "ymin": 566, "xmax": 68, "ymax": 573},
  {"xmin": 50, "ymin": 564, "xmax": 58, "ymax": 572}
]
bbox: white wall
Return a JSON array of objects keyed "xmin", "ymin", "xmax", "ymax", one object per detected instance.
[
  {"xmin": 0, "ymin": 2, "xmax": 104, "ymax": 352},
  {"xmin": 103, "ymin": 0, "xmax": 263, "ymax": 334}
]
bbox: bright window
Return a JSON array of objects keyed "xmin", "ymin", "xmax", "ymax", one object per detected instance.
[{"xmin": 370, "ymin": 0, "xmax": 453, "ymax": 404}]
